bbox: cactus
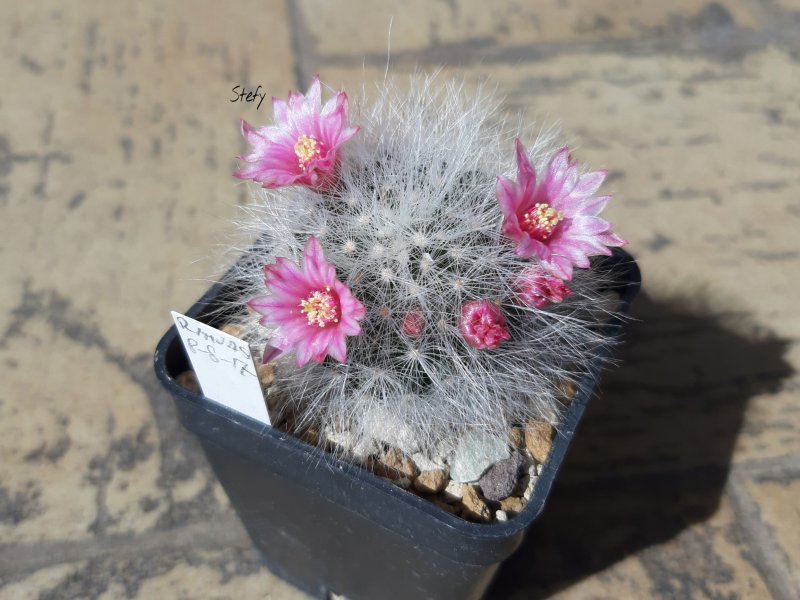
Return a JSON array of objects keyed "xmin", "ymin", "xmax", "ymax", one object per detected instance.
[{"xmin": 224, "ymin": 75, "xmax": 626, "ymax": 458}]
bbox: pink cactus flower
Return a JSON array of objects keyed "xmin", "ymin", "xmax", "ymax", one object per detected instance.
[
  {"xmin": 459, "ymin": 300, "xmax": 511, "ymax": 350},
  {"xmin": 248, "ymin": 236, "xmax": 366, "ymax": 367},
  {"xmin": 497, "ymin": 140, "xmax": 626, "ymax": 280},
  {"xmin": 234, "ymin": 76, "xmax": 359, "ymax": 190},
  {"xmin": 515, "ymin": 265, "xmax": 572, "ymax": 309},
  {"xmin": 402, "ymin": 311, "xmax": 425, "ymax": 337}
]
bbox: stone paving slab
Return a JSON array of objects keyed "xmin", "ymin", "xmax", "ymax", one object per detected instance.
[
  {"xmin": 2, "ymin": 1, "xmax": 799, "ymax": 599},
  {"xmin": 733, "ymin": 468, "xmax": 800, "ymax": 598},
  {"xmin": 1, "ymin": 547, "xmax": 309, "ymax": 600},
  {"xmin": 0, "ymin": 1, "xmax": 300, "ymax": 598},
  {"xmin": 295, "ymin": 0, "xmax": 764, "ymax": 57}
]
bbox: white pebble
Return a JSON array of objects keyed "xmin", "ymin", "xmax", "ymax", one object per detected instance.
[
  {"xmin": 449, "ymin": 430, "xmax": 510, "ymax": 483},
  {"xmin": 523, "ymin": 476, "xmax": 536, "ymax": 501},
  {"xmin": 412, "ymin": 452, "xmax": 446, "ymax": 472},
  {"xmin": 443, "ymin": 480, "xmax": 464, "ymax": 501}
]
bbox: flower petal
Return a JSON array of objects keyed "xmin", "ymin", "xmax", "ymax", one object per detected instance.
[
  {"xmin": 570, "ymin": 216, "xmax": 613, "ymax": 235},
  {"xmin": 272, "ymin": 96, "xmax": 288, "ymax": 122},
  {"xmin": 572, "ymin": 170, "xmax": 607, "ymax": 199},
  {"xmin": 327, "ymin": 332, "xmax": 348, "ymax": 363},
  {"xmin": 547, "ymin": 255, "xmax": 574, "ymax": 280},
  {"xmin": 302, "ymin": 236, "xmax": 337, "ymax": 287},
  {"xmin": 597, "ymin": 231, "xmax": 627, "ymax": 247},
  {"xmin": 514, "ymin": 139, "xmax": 537, "ymax": 193},
  {"xmin": 496, "ymin": 176, "xmax": 521, "ymax": 216},
  {"xmin": 294, "ymin": 337, "xmax": 315, "ymax": 368},
  {"xmin": 579, "ymin": 195, "xmax": 611, "ymax": 216}
]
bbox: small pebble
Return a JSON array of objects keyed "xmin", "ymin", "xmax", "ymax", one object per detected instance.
[
  {"xmin": 411, "ymin": 452, "xmax": 446, "ymax": 472},
  {"xmin": 367, "ymin": 457, "xmax": 391, "ymax": 479},
  {"xmin": 443, "ymin": 480, "xmax": 465, "ymax": 502},
  {"xmin": 367, "ymin": 448, "xmax": 418, "ymax": 480},
  {"xmin": 449, "ymin": 430, "xmax": 510, "ymax": 483},
  {"xmin": 523, "ymin": 467, "xmax": 537, "ymax": 501},
  {"xmin": 413, "ymin": 469, "xmax": 449, "ymax": 494},
  {"xmin": 495, "ymin": 510, "xmax": 508, "ymax": 522},
  {"xmin": 221, "ymin": 323, "xmax": 244, "ymax": 338},
  {"xmin": 361, "ymin": 406, "xmax": 420, "ymax": 455},
  {"xmin": 478, "ymin": 453, "xmax": 525, "ymax": 501},
  {"xmin": 460, "ymin": 486, "xmax": 492, "ymax": 522},
  {"xmin": 325, "ymin": 430, "xmax": 379, "ymax": 463},
  {"xmin": 499, "ymin": 496, "xmax": 525, "ymax": 516},
  {"xmin": 256, "ymin": 363, "xmax": 275, "ymax": 387},
  {"xmin": 176, "ymin": 371, "xmax": 200, "ymax": 394},
  {"xmin": 382, "ymin": 447, "xmax": 419, "ymax": 480},
  {"xmin": 525, "ymin": 421, "xmax": 554, "ymax": 463},
  {"xmin": 508, "ymin": 427, "xmax": 525, "ymax": 449},
  {"xmin": 557, "ymin": 380, "xmax": 577, "ymax": 404}
]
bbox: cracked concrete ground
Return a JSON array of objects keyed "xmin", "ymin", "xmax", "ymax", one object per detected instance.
[{"xmin": 1, "ymin": 1, "xmax": 799, "ymax": 598}]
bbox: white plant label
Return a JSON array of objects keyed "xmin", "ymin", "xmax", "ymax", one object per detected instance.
[{"xmin": 171, "ymin": 311, "xmax": 270, "ymax": 425}]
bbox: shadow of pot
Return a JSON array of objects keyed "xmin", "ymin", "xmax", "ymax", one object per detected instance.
[{"xmin": 487, "ymin": 292, "xmax": 794, "ymax": 599}]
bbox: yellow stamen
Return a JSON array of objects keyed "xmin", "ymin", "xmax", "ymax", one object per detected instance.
[
  {"xmin": 294, "ymin": 134, "xmax": 322, "ymax": 168},
  {"xmin": 522, "ymin": 203, "xmax": 563, "ymax": 239},
  {"xmin": 300, "ymin": 288, "xmax": 338, "ymax": 327}
]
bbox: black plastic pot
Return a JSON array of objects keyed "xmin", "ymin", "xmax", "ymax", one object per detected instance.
[{"xmin": 154, "ymin": 248, "xmax": 640, "ymax": 600}]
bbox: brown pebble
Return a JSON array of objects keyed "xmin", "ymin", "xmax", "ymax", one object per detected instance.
[
  {"xmin": 509, "ymin": 427, "xmax": 525, "ymax": 449},
  {"xmin": 525, "ymin": 421, "xmax": 554, "ymax": 463},
  {"xmin": 557, "ymin": 380, "xmax": 577, "ymax": 405},
  {"xmin": 256, "ymin": 363, "xmax": 275, "ymax": 387},
  {"xmin": 499, "ymin": 496, "xmax": 525, "ymax": 516},
  {"xmin": 365, "ymin": 456, "xmax": 389, "ymax": 478},
  {"xmin": 413, "ymin": 469, "xmax": 449, "ymax": 494},
  {"xmin": 460, "ymin": 486, "xmax": 492, "ymax": 522},
  {"xmin": 365, "ymin": 450, "xmax": 417, "ymax": 481},
  {"xmin": 382, "ymin": 447, "xmax": 419, "ymax": 480},
  {"xmin": 221, "ymin": 323, "xmax": 243, "ymax": 338},
  {"xmin": 176, "ymin": 371, "xmax": 200, "ymax": 394}
]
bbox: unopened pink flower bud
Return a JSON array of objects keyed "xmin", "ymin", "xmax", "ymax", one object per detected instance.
[
  {"xmin": 515, "ymin": 266, "xmax": 572, "ymax": 309},
  {"xmin": 458, "ymin": 300, "xmax": 511, "ymax": 350},
  {"xmin": 402, "ymin": 311, "xmax": 425, "ymax": 337}
]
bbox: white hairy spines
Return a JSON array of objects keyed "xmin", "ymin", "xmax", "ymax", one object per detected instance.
[{"xmin": 226, "ymin": 76, "xmax": 618, "ymax": 456}]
